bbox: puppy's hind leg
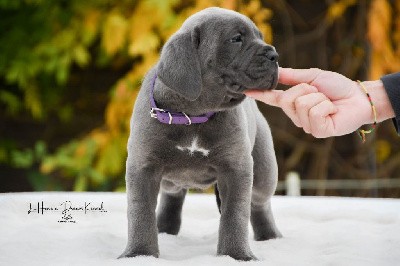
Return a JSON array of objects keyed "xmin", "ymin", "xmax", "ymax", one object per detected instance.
[
  {"xmin": 251, "ymin": 127, "xmax": 282, "ymax": 241},
  {"xmin": 157, "ymin": 180, "xmax": 187, "ymax": 235}
]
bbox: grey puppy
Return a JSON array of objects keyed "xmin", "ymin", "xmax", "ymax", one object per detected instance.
[{"xmin": 119, "ymin": 7, "xmax": 282, "ymax": 261}]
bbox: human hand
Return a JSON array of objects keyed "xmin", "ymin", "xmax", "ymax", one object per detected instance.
[{"xmin": 245, "ymin": 67, "xmax": 379, "ymax": 138}]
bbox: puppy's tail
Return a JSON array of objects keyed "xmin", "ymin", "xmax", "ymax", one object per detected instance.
[{"xmin": 214, "ymin": 184, "xmax": 221, "ymax": 214}]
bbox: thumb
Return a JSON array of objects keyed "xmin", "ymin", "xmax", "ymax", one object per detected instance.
[{"xmin": 244, "ymin": 90, "xmax": 283, "ymax": 107}]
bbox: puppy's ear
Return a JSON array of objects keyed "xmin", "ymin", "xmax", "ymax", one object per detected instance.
[{"xmin": 157, "ymin": 28, "xmax": 201, "ymax": 101}]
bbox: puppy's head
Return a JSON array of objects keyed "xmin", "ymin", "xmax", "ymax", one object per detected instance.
[{"xmin": 157, "ymin": 7, "xmax": 278, "ymax": 109}]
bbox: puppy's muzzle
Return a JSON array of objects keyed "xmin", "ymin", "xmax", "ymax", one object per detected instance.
[
  {"xmin": 244, "ymin": 45, "xmax": 279, "ymax": 89},
  {"xmin": 262, "ymin": 46, "xmax": 279, "ymax": 63}
]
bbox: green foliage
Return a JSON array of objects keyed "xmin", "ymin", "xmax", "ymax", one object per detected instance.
[
  {"xmin": 0, "ymin": 0, "xmax": 136, "ymax": 119},
  {"xmin": 9, "ymin": 140, "xmax": 46, "ymax": 168},
  {"xmin": 1, "ymin": 0, "xmax": 73, "ymax": 118},
  {"xmin": 27, "ymin": 170, "xmax": 64, "ymax": 191},
  {"xmin": 0, "ymin": 0, "xmax": 139, "ymax": 191}
]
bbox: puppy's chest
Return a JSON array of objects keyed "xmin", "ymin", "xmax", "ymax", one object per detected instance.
[
  {"xmin": 173, "ymin": 135, "xmax": 211, "ymax": 157},
  {"xmin": 161, "ymin": 126, "xmax": 238, "ymax": 161},
  {"xmin": 162, "ymin": 134, "xmax": 217, "ymax": 189}
]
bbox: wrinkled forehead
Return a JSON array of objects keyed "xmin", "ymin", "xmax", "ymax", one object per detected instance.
[{"xmin": 180, "ymin": 7, "xmax": 257, "ymax": 35}]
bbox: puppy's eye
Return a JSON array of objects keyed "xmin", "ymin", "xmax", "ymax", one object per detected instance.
[{"xmin": 230, "ymin": 34, "xmax": 243, "ymax": 43}]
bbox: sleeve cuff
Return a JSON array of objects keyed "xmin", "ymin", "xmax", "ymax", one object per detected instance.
[{"xmin": 381, "ymin": 72, "xmax": 400, "ymax": 135}]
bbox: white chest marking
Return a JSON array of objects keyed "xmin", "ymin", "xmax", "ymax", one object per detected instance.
[{"xmin": 176, "ymin": 137, "xmax": 210, "ymax": 156}]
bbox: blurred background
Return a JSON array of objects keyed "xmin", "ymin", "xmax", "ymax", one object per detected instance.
[{"xmin": 0, "ymin": 0, "xmax": 399, "ymax": 197}]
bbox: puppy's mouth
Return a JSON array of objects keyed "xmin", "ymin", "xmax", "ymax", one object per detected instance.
[
  {"xmin": 258, "ymin": 73, "xmax": 278, "ymax": 90},
  {"xmin": 222, "ymin": 91, "xmax": 246, "ymax": 106},
  {"xmin": 229, "ymin": 72, "xmax": 277, "ymax": 95},
  {"xmin": 270, "ymin": 74, "xmax": 278, "ymax": 89},
  {"xmin": 243, "ymin": 66, "xmax": 278, "ymax": 90},
  {"xmin": 225, "ymin": 94, "xmax": 246, "ymax": 102}
]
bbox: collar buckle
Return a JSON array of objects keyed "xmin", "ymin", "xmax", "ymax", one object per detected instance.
[
  {"xmin": 150, "ymin": 107, "xmax": 174, "ymax": 124},
  {"xmin": 150, "ymin": 108, "xmax": 159, "ymax": 119}
]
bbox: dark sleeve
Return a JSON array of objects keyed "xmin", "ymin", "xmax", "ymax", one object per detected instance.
[{"xmin": 381, "ymin": 72, "xmax": 400, "ymax": 135}]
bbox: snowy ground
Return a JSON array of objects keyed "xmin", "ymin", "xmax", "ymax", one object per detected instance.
[{"xmin": 0, "ymin": 192, "xmax": 399, "ymax": 266}]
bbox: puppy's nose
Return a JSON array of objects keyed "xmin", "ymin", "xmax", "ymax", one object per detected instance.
[
  {"xmin": 266, "ymin": 50, "xmax": 279, "ymax": 63},
  {"xmin": 262, "ymin": 46, "xmax": 279, "ymax": 63}
]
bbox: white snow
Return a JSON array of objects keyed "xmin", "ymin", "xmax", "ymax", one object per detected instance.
[{"xmin": 0, "ymin": 192, "xmax": 399, "ymax": 266}]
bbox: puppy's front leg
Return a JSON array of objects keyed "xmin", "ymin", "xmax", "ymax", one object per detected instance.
[
  {"xmin": 118, "ymin": 164, "xmax": 161, "ymax": 258},
  {"xmin": 217, "ymin": 159, "xmax": 257, "ymax": 261}
]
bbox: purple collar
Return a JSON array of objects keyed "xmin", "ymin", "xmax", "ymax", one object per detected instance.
[{"xmin": 150, "ymin": 73, "xmax": 215, "ymax": 125}]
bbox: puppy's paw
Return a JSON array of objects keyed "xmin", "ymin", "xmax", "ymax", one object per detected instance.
[
  {"xmin": 117, "ymin": 249, "xmax": 159, "ymax": 259},
  {"xmin": 157, "ymin": 213, "xmax": 181, "ymax": 235},
  {"xmin": 218, "ymin": 250, "xmax": 258, "ymax": 261},
  {"xmin": 251, "ymin": 208, "xmax": 283, "ymax": 241},
  {"xmin": 254, "ymin": 229, "xmax": 283, "ymax": 241}
]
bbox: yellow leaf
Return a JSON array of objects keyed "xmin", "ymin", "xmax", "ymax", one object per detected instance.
[
  {"xmin": 84, "ymin": 9, "xmax": 101, "ymax": 33},
  {"xmin": 326, "ymin": 0, "xmax": 356, "ymax": 24},
  {"xmin": 131, "ymin": 51, "xmax": 159, "ymax": 78},
  {"xmin": 40, "ymin": 158, "xmax": 56, "ymax": 174},
  {"xmin": 75, "ymin": 142, "xmax": 87, "ymax": 158},
  {"xmin": 83, "ymin": 9, "xmax": 101, "ymax": 44},
  {"xmin": 253, "ymin": 8, "xmax": 272, "ymax": 23},
  {"xmin": 25, "ymin": 84, "xmax": 43, "ymax": 119},
  {"xmin": 104, "ymin": 78, "xmax": 139, "ymax": 136},
  {"xmin": 192, "ymin": 0, "xmax": 217, "ymax": 11},
  {"xmin": 244, "ymin": 0, "xmax": 261, "ymax": 16},
  {"xmin": 114, "ymin": 186, "xmax": 126, "ymax": 192},
  {"xmin": 367, "ymin": 0, "xmax": 400, "ymax": 78},
  {"xmin": 72, "ymin": 45, "xmax": 90, "ymax": 67},
  {"xmin": 369, "ymin": 52, "xmax": 385, "ymax": 79},
  {"xmin": 105, "ymin": 102, "xmax": 119, "ymax": 134},
  {"xmin": 95, "ymin": 136, "xmax": 126, "ymax": 176},
  {"xmin": 90, "ymin": 129, "xmax": 109, "ymax": 149},
  {"xmin": 258, "ymin": 24, "xmax": 273, "ymax": 44},
  {"xmin": 368, "ymin": 0, "xmax": 391, "ymax": 51},
  {"xmin": 73, "ymin": 175, "xmax": 88, "ymax": 191},
  {"xmin": 221, "ymin": 0, "xmax": 237, "ymax": 10},
  {"xmin": 128, "ymin": 32, "xmax": 160, "ymax": 56},
  {"xmin": 376, "ymin": 140, "xmax": 391, "ymax": 163},
  {"xmin": 129, "ymin": 14, "xmax": 153, "ymax": 40},
  {"xmin": 102, "ymin": 12, "xmax": 128, "ymax": 56}
]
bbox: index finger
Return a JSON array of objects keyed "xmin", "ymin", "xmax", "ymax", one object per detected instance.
[
  {"xmin": 244, "ymin": 89, "xmax": 283, "ymax": 107},
  {"xmin": 278, "ymin": 67, "xmax": 322, "ymax": 86}
]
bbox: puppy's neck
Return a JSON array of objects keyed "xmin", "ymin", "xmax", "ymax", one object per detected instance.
[{"xmin": 153, "ymin": 78, "xmax": 215, "ymax": 116}]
